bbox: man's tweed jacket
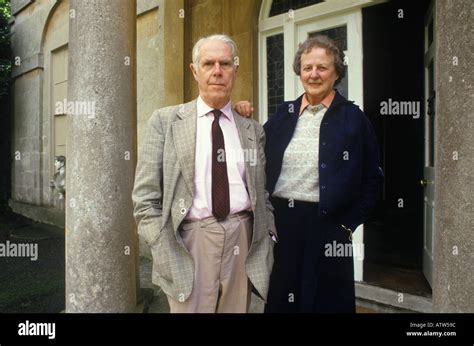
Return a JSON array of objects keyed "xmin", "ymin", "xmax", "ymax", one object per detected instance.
[{"xmin": 132, "ymin": 99, "xmax": 276, "ymax": 302}]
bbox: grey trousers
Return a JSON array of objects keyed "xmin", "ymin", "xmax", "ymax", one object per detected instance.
[{"xmin": 167, "ymin": 211, "xmax": 253, "ymax": 313}]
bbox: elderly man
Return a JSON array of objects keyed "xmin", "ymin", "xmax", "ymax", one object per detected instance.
[{"xmin": 132, "ymin": 34, "xmax": 277, "ymax": 313}]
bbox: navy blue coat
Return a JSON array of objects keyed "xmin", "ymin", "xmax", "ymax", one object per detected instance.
[{"xmin": 264, "ymin": 90, "xmax": 383, "ymax": 231}]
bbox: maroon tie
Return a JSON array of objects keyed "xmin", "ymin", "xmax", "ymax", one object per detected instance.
[{"xmin": 211, "ymin": 109, "xmax": 230, "ymax": 220}]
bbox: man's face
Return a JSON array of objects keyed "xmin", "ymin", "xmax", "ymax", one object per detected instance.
[
  {"xmin": 190, "ymin": 40, "xmax": 238, "ymax": 108},
  {"xmin": 299, "ymin": 47, "xmax": 339, "ymax": 103}
]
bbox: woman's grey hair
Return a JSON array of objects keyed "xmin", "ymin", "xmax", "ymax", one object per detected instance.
[
  {"xmin": 293, "ymin": 35, "xmax": 345, "ymax": 85},
  {"xmin": 192, "ymin": 34, "xmax": 238, "ymax": 69}
]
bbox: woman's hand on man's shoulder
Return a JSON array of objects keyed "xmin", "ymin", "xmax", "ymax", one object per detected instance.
[{"xmin": 233, "ymin": 101, "xmax": 254, "ymax": 118}]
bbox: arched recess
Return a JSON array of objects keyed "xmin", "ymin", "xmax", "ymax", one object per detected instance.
[{"xmin": 40, "ymin": 0, "xmax": 69, "ymax": 208}]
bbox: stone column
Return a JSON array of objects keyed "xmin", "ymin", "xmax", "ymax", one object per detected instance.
[
  {"xmin": 66, "ymin": 0, "xmax": 137, "ymax": 312},
  {"xmin": 433, "ymin": 0, "xmax": 474, "ymax": 312}
]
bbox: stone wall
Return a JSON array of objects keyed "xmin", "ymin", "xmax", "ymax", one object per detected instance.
[
  {"xmin": 10, "ymin": 0, "xmax": 58, "ymax": 207},
  {"xmin": 433, "ymin": 0, "xmax": 474, "ymax": 312},
  {"xmin": 9, "ymin": 0, "xmax": 174, "ymax": 216},
  {"xmin": 9, "ymin": 0, "xmax": 263, "ymax": 221},
  {"xmin": 186, "ymin": 0, "xmax": 262, "ymax": 118}
]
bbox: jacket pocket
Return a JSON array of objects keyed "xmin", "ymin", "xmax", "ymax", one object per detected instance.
[{"xmin": 150, "ymin": 229, "xmax": 172, "ymax": 281}]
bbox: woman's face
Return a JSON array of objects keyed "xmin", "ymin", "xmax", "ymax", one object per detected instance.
[{"xmin": 299, "ymin": 47, "xmax": 339, "ymax": 103}]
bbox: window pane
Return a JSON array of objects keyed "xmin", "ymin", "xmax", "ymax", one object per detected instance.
[
  {"xmin": 269, "ymin": 0, "xmax": 324, "ymax": 17},
  {"xmin": 266, "ymin": 34, "xmax": 284, "ymax": 118}
]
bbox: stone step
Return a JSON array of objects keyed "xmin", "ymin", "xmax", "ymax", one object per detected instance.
[{"xmin": 355, "ymin": 282, "xmax": 433, "ymax": 313}]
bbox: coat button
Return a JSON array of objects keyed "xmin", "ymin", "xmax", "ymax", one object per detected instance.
[
  {"xmin": 321, "ymin": 185, "xmax": 326, "ymax": 190},
  {"xmin": 322, "ymin": 142, "xmax": 326, "ymax": 146},
  {"xmin": 180, "ymin": 208, "xmax": 187, "ymax": 215},
  {"xmin": 321, "ymin": 163, "xmax": 326, "ymax": 168},
  {"xmin": 322, "ymin": 209, "xmax": 327, "ymax": 215}
]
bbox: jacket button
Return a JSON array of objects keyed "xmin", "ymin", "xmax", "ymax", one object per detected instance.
[
  {"xmin": 322, "ymin": 142, "xmax": 326, "ymax": 146},
  {"xmin": 322, "ymin": 209, "xmax": 327, "ymax": 215},
  {"xmin": 321, "ymin": 185, "xmax": 326, "ymax": 190},
  {"xmin": 321, "ymin": 163, "xmax": 326, "ymax": 168}
]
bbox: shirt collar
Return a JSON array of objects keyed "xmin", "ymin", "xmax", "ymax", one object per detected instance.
[
  {"xmin": 197, "ymin": 96, "xmax": 233, "ymax": 120},
  {"xmin": 299, "ymin": 90, "xmax": 336, "ymax": 116}
]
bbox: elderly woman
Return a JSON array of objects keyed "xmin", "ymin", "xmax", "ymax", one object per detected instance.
[{"xmin": 236, "ymin": 35, "xmax": 383, "ymax": 313}]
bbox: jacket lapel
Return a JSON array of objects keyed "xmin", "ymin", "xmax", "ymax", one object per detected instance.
[
  {"xmin": 233, "ymin": 111, "xmax": 257, "ymax": 206},
  {"xmin": 172, "ymin": 100, "xmax": 197, "ymax": 196}
]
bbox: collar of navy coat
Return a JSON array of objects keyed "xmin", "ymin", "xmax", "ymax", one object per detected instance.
[
  {"xmin": 268, "ymin": 90, "xmax": 353, "ymax": 136},
  {"xmin": 171, "ymin": 99, "xmax": 258, "ymax": 206},
  {"xmin": 264, "ymin": 90, "xmax": 361, "ymax": 213},
  {"xmin": 264, "ymin": 90, "xmax": 354, "ymax": 167}
]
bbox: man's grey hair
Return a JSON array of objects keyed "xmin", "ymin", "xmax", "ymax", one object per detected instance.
[{"xmin": 192, "ymin": 34, "xmax": 238, "ymax": 69}]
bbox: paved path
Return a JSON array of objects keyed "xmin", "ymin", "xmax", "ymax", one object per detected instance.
[
  {"xmin": 0, "ymin": 210, "xmax": 64, "ymax": 313},
  {"xmin": 0, "ymin": 209, "xmax": 373, "ymax": 313}
]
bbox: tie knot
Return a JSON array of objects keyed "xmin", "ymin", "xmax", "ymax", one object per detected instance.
[{"xmin": 212, "ymin": 109, "xmax": 222, "ymax": 120}]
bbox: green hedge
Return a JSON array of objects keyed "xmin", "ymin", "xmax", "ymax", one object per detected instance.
[{"xmin": 0, "ymin": 0, "xmax": 11, "ymax": 98}]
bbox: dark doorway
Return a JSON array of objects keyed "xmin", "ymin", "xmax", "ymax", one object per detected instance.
[{"xmin": 362, "ymin": 0, "xmax": 431, "ymax": 297}]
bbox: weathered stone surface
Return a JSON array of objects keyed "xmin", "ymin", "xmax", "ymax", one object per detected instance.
[
  {"xmin": 137, "ymin": 0, "xmax": 159, "ymax": 16},
  {"xmin": 11, "ymin": 0, "xmax": 34, "ymax": 16},
  {"xmin": 9, "ymin": 199, "xmax": 65, "ymax": 228},
  {"xmin": 137, "ymin": 7, "xmax": 161, "ymax": 149},
  {"xmin": 12, "ymin": 70, "xmax": 42, "ymax": 205},
  {"xmin": 187, "ymin": 0, "xmax": 261, "ymax": 118},
  {"xmin": 65, "ymin": 0, "xmax": 137, "ymax": 313},
  {"xmin": 10, "ymin": 0, "xmax": 57, "ymax": 63},
  {"xmin": 10, "ymin": 0, "xmax": 69, "ymax": 210},
  {"xmin": 433, "ymin": 0, "xmax": 474, "ymax": 313}
]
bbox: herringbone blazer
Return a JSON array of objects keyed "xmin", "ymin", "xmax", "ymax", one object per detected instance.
[{"xmin": 132, "ymin": 99, "xmax": 276, "ymax": 302}]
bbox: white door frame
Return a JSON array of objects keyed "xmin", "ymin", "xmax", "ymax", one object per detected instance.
[{"xmin": 422, "ymin": 0, "xmax": 436, "ymax": 288}]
